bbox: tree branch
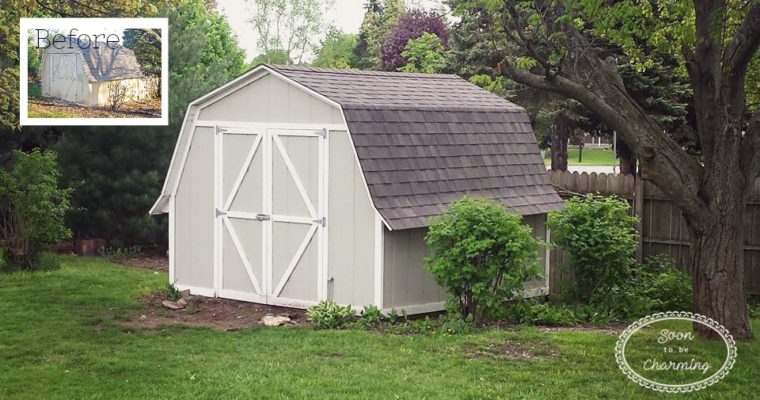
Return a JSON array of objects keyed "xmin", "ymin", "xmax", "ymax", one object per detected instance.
[{"xmin": 723, "ymin": 2, "xmax": 760, "ymax": 77}]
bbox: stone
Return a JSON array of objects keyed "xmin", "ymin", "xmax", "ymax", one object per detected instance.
[
  {"xmin": 261, "ymin": 314, "xmax": 291, "ymax": 326},
  {"xmin": 181, "ymin": 289, "xmax": 191, "ymax": 300},
  {"xmin": 162, "ymin": 300, "xmax": 184, "ymax": 310},
  {"xmin": 177, "ymin": 298, "xmax": 188, "ymax": 307}
]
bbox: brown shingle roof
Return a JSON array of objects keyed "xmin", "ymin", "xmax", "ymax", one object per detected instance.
[{"xmin": 269, "ymin": 65, "xmax": 563, "ymax": 230}]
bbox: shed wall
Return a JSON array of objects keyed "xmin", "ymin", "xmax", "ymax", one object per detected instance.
[
  {"xmin": 382, "ymin": 227, "xmax": 445, "ymax": 310},
  {"xmin": 327, "ymin": 130, "xmax": 376, "ymax": 306},
  {"xmin": 382, "ymin": 213, "xmax": 550, "ymax": 312},
  {"xmin": 173, "ymin": 126, "xmax": 215, "ymax": 290},
  {"xmin": 89, "ymin": 78, "xmax": 151, "ymax": 107},
  {"xmin": 523, "ymin": 214, "xmax": 549, "ymax": 292},
  {"xmin": 198, "ymin": 73, "xmax": 343, "ymax": 124}
]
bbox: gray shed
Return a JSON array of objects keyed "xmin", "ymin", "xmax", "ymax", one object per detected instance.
[
  {"xmin": 150, "ymin": 64, "xmax": 563, "ymax": 314},
  {"xmin": 41, "ymin": 38, "xmax": 152, "ymax": 106}
]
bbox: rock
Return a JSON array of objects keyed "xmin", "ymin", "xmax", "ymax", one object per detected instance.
[
  {"xmin": 181, "ymin": 289, "xmax": 191, "ymax": 300},
  {"xmin": 162, "ymin": 300, "xmax": 185, "ymax": 310},
  {"xmin": 177, "ymin": 298, "xmax": 188, "ymax": 307},
  {"xmin": 261, "ymin": 314, "xmax": 291, "ymax": 326},
  {"xmin": 139, "ymin": 314, "xmax": 147, "ymax": 320}
]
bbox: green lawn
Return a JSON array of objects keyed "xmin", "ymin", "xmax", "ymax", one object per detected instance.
[
  {"xmin": 1, "ymin": 256, "xmax": 758, "ymax": 399},
  {"xmin": 544, "ymin": 147, "xmax": 618, "ymax": 166}
]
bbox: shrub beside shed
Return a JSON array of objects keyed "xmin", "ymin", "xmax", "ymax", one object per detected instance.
[{"xmin": 150, "ymin": 64, "xmax": 563, "ymax": 314}]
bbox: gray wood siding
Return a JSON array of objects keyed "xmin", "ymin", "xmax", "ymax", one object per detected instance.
[
  {"xmin": 327, "ymin": 131, "xmax": 375, "ymax": 306},
  {"xmin": 523, "ymin": 214, "xmax": 548, "ymax": 291},
  {"xmin": 198, "ymin": 74, "xmax": 343, "ymax": 124},
  {"xmin": 382, "ymin": 227, "xmax": 445, "ymax": 309},
  {"xmin": 174, "ymin": 127, "xmax": 215, "ymax": 289}
]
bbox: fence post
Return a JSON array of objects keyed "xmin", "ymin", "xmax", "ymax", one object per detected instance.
[{"xmin": 635, "ymin": 174, "xmax": 644, "ymax": 263}]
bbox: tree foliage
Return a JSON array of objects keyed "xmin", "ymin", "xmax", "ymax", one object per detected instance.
[
  {"xmin": 352, "ymin": 0, "xmax": 407, "ymax": 70},
  {"xmin": 0, "ymin": 150, "xmax": 71, "ymax": 268},
  {"xmin": 312, "ymin": 27, "xmax": 357, "ymax": 69},
  {"xmin": 425, "ymin": 197, "xmax": 541, "ymax": 322},
  {"xmin": 380, "ymin": 9, "xmax": 448, "ymax": 71},
  {"xmin": 247, "ymin": 0, "xmax": 334, "ymax": 65},
  {"xmin": 399, "ymin": 32, "xmax": 446, "ymax": 73},
  {"xmin": 122, "ymin": 28, "xmax": 162, "ymax": 74}
]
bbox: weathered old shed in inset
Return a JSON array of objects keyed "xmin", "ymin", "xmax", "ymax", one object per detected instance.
[
  {"xmin": 150, "ymin": 64, "xmax": 563, "ymax": 314},
  {"xmin": 41, "ymin": 38, "xmax": 151, "ymax": 106}
]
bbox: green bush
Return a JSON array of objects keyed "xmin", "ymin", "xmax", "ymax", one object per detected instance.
[
  {"xmin": 0, "ymin": 150, "xmax": 72, "ymax": 269},
  {"xmin": 307, "ymin": 301, "xmax": 356, "ymax": 329},
  {"xmin": 632, "ymin": 255, "xmax": 692, "ymax": 312},
  {"xmin": 547, "ymin": 194, "xmax": 637, "ymax": 303},
  {"xmin": 359, "ymin": 305, "xmax": 386, "ymax": 325},
  {"xmin": 504, "ymin": 300, "xmax": 581, "ymax": 326},
  {"xmin": 164, "ymin": 283, "xmax": 182, "ymax": 301},
  {"xmin": 425, "ymin": 197, "xmax": 542, "ymax": 322}
]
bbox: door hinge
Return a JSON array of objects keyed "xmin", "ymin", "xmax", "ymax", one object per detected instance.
[
  {"xmin": 215, "ymin": 208, "xmax": 227, "ymax": 217},
  {"xmin": 255, "ymin": 213, "xmax": 271, "ymax": 221},
  {"xmin": 313, "ymin": 217, "xmax": 326, "ymax": 227},
  {"xmin": 317, "ymin": 128, "xmax": 328, "ymax": 138}
]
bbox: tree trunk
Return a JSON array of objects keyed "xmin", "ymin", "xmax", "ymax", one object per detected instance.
[
  {"xmin": 617, "ymin": 139, "xmax": 636, "ymax": 174},
  {"xmin": 550, "ymin": 114, "xmax": 569, "ymax": 171},
  {"xmin": 688, "ymin": 205, "xmax": 754, "ymax": 339}
]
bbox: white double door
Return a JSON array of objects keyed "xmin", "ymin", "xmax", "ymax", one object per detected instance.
[{"xmin": 214, "ymin": 126, "xmax": 328, "ymax": 307}]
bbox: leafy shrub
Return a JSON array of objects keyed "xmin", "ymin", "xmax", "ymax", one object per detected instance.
[
  {"xmin": 307, "ymin": 301, "xmax": 356, "ymax": 329},
  {"xmin": 425, "ymin": 197, "xmax": 542, "ymax": 322},
  {"xmin": 0, "ymin": 150, "xmax": 72, "ymax": 269},
  {"xmin": 164, "ymin": 283, "xmax": 182, "ymax": 301},
  {"xmin": 359, "ymin": 305, "xmax": 386, "ymax": 324},
  {"xmin": 547, "ymin": 194, "xmax": 638, "ymax": 303},
  {"xmin": 504, "ymin": 300, "xmax": 581, "ymax": 326},
  {"xmin": 99, "ymin": 246, "xmax": 141, "ymax": 263},
  {"xmin": 632, "ymin": 255, "xmax": 692, "ymax": 312}
]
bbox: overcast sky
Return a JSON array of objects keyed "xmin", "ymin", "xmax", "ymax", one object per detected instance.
[{"xmin": 216, "ymin": 0, "xmax": 445, "ymax": 62}]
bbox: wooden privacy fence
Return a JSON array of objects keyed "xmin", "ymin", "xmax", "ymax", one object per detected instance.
[{"xmin": 546, "ymin": 170, "xmax": 760, "ymax": 297}]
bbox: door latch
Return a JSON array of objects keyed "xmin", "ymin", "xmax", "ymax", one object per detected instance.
[{"xmin": 256, "ymin": 213, "xmax": 271, "ymax": 221}]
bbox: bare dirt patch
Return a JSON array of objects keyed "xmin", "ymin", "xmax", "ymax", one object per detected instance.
[
  {"xmin": 117, "ymin": 255, "xmax": 168, "ymax": 273},
  {"xmin": 123, "ymin": 292, "xmax": 308, "ymax": 331},
  {"xmin": 463, "ymin": 340, "xmax": 561, "ymax": 360},
  {"xmin": 28, "ymin": 97, "xmax": 160, "ymax": 119}
]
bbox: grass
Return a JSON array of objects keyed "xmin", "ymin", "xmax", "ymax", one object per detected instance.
[
  {"xmin": 544, "ymin": 147, "xmax": 618, "ymax": 166},
  {"xmin": 27, "ymin": 109, "xmax": 77, "ymax": 118},
  {"xmin": 1, "ymin": 256, "xmax": 759, "ymax": 399}
]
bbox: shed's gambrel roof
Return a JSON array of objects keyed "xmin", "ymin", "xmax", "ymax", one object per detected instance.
[
  {"xmin": 269, "ymin": 65, "xmax": 563, "ymax": 230},
  {"xmin": 46, "ymin": 38, "xmax": 144, "ymax": 82}
]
